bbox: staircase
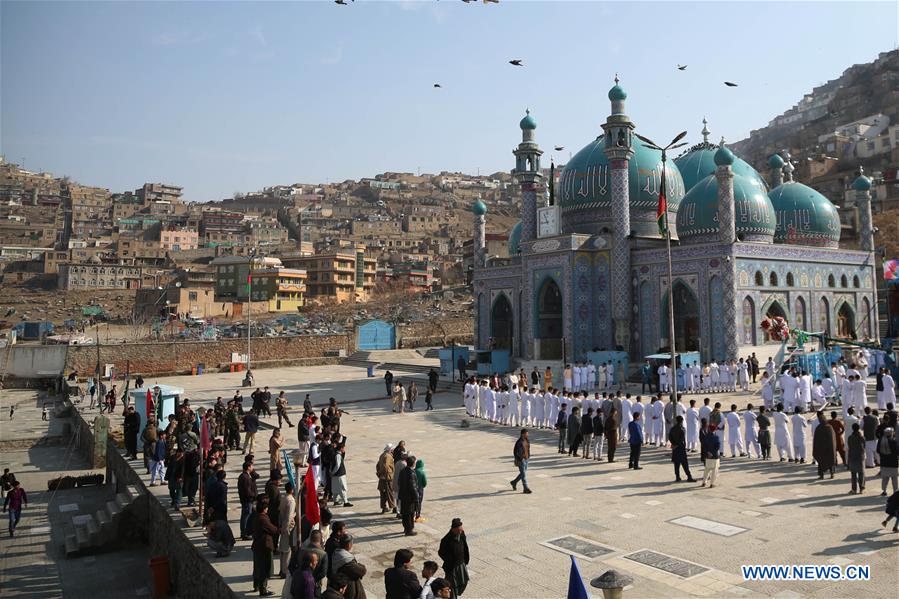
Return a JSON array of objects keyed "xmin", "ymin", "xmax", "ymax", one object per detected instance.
[{"xmin": 63, "ymin": 484, "xmax": 141, "ymax": 557}]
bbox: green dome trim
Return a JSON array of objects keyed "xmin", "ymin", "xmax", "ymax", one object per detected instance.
[
  {"xmin": 714, "ymin": 145, "xmax": 735, "ymax": 167},
  {"xmin": 768, "ymin": 182, "xmax": 840, "ymax": 247},
  {"xmin": 472, "ymin": 200, "xmax": 487, "ymax": 215},
  {"xmin": 519, "ymin": 110, "xmax": 537, "ymax": 130},
  {"xmin": 676, "ymin": 174, "xmax": 776, "ymax": 243},
  {"xmin": 608, "ymin": 84, "xmax": 627, "ymax": 101},
  {"xmin": 852, "ymin": 174, "xmax": 872, "ymax": 192},
  {"xmin": 508, "ymin": 221, "xmax": 522, "ymax": 255},
  {"xmin": 673, "ymin": 143, "xmax": 768, "ymax": 193}
]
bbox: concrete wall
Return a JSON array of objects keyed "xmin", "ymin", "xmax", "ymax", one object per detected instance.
[
  {"xmin": 64, "ymin": 334, "xmax": 351, "ymax": 377},
  {"xmin": 2, "ymin": 344, "xmax": 68, "ymax": 377}
]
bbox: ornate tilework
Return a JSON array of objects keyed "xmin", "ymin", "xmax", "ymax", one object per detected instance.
[
  {"xmin": 610, "ymin": 165, "xmax": 632, "ymax": 346},
  {"xmin": 716, "ymin": 167, "xmax": 735, "ymax": 243}
]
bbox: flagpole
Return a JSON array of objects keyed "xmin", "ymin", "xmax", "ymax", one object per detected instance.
[{"xmin": 662, "ymin": 154, "xmax": 678, "ymax": 404}]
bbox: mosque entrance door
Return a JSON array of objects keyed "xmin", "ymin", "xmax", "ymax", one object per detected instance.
[
  {"xmin": 536, "ymin": 279, "xmax": 563, "ymax": 360},
  {"xmin": 491, "ymin": 295, "xmax": 513, "ymax": 351},
  {"xmin": 662, "ymin": 281, "xmax": 700, "ymax": 353},
  {"xmin": 837, "ymin": 303, "xmax": 856, "ymax": 339},
  {"xmin": 763, "ymin": 301, "xmax": 787, "ymax": 343}
]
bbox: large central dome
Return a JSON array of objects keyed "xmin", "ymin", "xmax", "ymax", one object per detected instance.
[{"xmin": 557, "ymin": 134, "xmax": 685, "ymax": 237}]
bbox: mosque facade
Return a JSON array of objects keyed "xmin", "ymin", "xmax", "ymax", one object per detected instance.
[{"xmin": 471, "ymin": 80, "xmax": 879, "ymax": 365}]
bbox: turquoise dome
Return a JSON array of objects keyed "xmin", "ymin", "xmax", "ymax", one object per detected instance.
[
  {"xmin": 768, "ymin": 182, "xmax": 840, "ymax": 247},
  {"xmin": 472, "ymin": 200, "xmax": 487, "ymax": 215},
  {"xmin": 508, "ymin": 221, "xmax": 522, "ymax": 255},
  {"xmin": 714, "ymin": 145, "xmax": 735, "ymax": 167},
  {"xmin": 558, "ymin": 134, "xmax": 686, "ymax": 236},
  {"xmin": 674, "ymin": 144, "xmax": 768, "ymax": 193},
  {"xmin": 520, "ymin": 111, "xmax": 537, "ymax": 130},
  {"xmin": 768, "ymin": 153, "xmax": 785, "ymax": 169},
  {"xmin": 608, "ymin": 84, "xmax": 627, "ymax": 101},
  {"xmin": 676, "ymin": 174, "xmax": 776, "ymax": 244},
  {"xmin": 852, "ymin": 174, "xmax": 872, "ymax": 192}
]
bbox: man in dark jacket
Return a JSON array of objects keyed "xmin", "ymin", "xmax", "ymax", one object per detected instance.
[
  {"xmin": 330, "ymin": 534, "xmax": 367, "ymax": 599},
  {"xmin": 165, "ymin": 447, "xmax": 184, "ymax": 509},
  {"xmin": 556, "ymin": 404, "xmax": 568, "ymax": 454},
  {"xmin": 324, "ymin": 521, "xmax": 347, "ymax": 577},
  {"xmin": 205, "ymin": 469, "xmax": 229, "ymax": 523},
  {"xmin": 251, "ymin": 498, "xmax": 279, "ymax": 596},
  {"xmin": 628, "ymin": 412, "xmax": 644, "ymax": 470},
  {"xmin": 438, "ymin": 518, "xmax": 469, "ymax": 598},
  {"xmin": 182, "ymin": 447, "xmax": 200, "ymax": 507},
  {"xmin": 510, "ymin": 429, "xmax": 531, "ymax": 494},
  {"xmin": 581, "ymin": 408, "xmax": 595, "ymax": 459},
  {"xmin": 243, "ymin": 409, "xmax": 260, "ymax": 455},
  {"xmin": 264, "ymin": 469, "xmax": 282, "ymax": 531},
  {"xmin": 123, "ymin": 406, "xmax": 140, "ymax": 460},
  {"xmin": 669, "ymin": 415, "xmax": 695, "ymax": 482},
  {"xmin": 384, "ymin": 371, "xmax": 394, "ymax": 397},
  {"xmin": 701, "ymin": 424, "xmax": 722, "ymax": 488},
  {"xmin": 398, "ymin": 456, "xmax": 419, "ymax": 536},
  {"xmin": 428, "ymin": 369, "xmax": 439, "ymax": 393},
  {"xmin": 384, "ymin": 548, "xmax": 423, "ymax": 599},
  {"xmin": 567, "ymin": 407, "xmax": 583, "ymax": 457},
  {"xmin": 238, "ymin": 462, "xmax": 257, "ymax": 539}
]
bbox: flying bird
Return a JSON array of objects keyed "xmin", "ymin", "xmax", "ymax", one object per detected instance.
[
  {"xmin": 724, "ymin": 81, "xmax": 738, "ymax": 87},
  {"xmin": 677, "ymin": 64, "xmax": 687, "ymax": 70},
  {"xmin": 509, "ymin": 59, "xmax": 523, "ymax": 66},
  {"xmin": 335, "ymin": 0, "xmax": 347, "ymax": 4},
  {"xmin": 433, "ymin": 83, "xmax": 442, "ymax": 88},
  {"xmin": 462, "ymin": 0, "xmax": 476, "ymax": 3},
  {"xmin": 484, "ymin": 0, "xmax": 499, "ymax": 3},
  {"xmin": 554, "ymin": 146, "xmax": 564, "ymax": 151}
]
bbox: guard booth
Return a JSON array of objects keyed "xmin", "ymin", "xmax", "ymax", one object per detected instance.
[
  {"xmin": 356, "ymin": 320, "xmax": 396, "ymax": 351},
  {"xmin": 476, "ymin": 349, "xmax": 510, "ymax": 376},
  {"xmin": 130, "ymin": 384, "xmax": 184, "ymax": 424},
  {"xmin": 439, "ymin": 346, "xmax": 471, "ymax": 377}
]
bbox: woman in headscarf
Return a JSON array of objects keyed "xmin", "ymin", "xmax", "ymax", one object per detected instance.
[{"xmin": 877, "ymin": 427, "xmax": 898, "ymax": 497}]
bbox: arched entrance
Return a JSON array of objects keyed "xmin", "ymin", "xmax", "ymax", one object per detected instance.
[
  {"xmin": 794, "ymin": 296, "xmax": 807, "ymax": 330},
  {"xmin": 662, "ymin": 281, "xmax": 700, "ymax": 352},
  {"xmin": 491, "ymin": 294, "xmax": 514, "ymax": 350},
  {"xmin": 818, "ymin": 297, "xmax": 831, "ymax": 336},
  {"xmin": 742, "ymin": 296, "xmax": 756, "ymax": 345},
  {"xmin": 837, "ymin": 302, "xmax": 856, "ymax": 339},
  {"xmin": 536, "ymin": 278, "xmax": 563, "ymax": 359},
  {"xmin": 763, "ymin": 301, "xmax": 787, "ymax": 343}
]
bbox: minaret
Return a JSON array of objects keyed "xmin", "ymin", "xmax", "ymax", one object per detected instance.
[
  {"xmin": 472, "ymin": 200, "xmax": 487, "ymax": 268},
  {"xmin": 601, "ymin": 75, "xmax": 636, "ymax": 352},
  {"xmin": 782, "ymin": 151, "xmax": 795, "ymax": 183},
  {"xmin": 513, "ymin": 109, "xmax": 543, "ymax": 244},
  {"xmin": 715, "ymin": 139, "xmax": 739, "ymax": 362},
  {"xmin": 715, "ymin": 137, "xmax": 736, "ymax": 244},
  {"xmin": 853, "ymin": 167, "xmax": 874, "ymax": 252},
  {"xmin": 768, "ymin": 153, "xmax": 785, "ymax": 187},
  {"xmin": 701, "ymin": 117, "xmax": 711, "ymax": 145}
]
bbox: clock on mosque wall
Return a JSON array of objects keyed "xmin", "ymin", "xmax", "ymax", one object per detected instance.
[{"xmin": 537, "ymin": 205, "xmax": 560, "ymax": 238}]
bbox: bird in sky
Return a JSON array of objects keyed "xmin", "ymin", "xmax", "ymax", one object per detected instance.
[
  {"xmin": 677, "ymin": 64, "xmax": 687, "ymax": 70},
  {"xmin": 724, "ymin": 81, "xmax": 738, "ymax": 87},
  {"xmin": 554, "ymin": 146, "xmax": 564, "ymax": 151},
  {"xmin": 434, "ymin": 83, "xmax": 442, "ymax": 88},
  {"xmin": 335, "ymin": 0, "xmax": 347, "ymax": 5},
  {"xmin": 509, "ymin": 59, "xmax": 523, "ymax": 66},
  {"xmin": 484, "ymin": 0, "xmax": 499, "ymax": 4},
  {"xmin": 462, "ymin": 0, "xmax": 476, "ymax": 3}
]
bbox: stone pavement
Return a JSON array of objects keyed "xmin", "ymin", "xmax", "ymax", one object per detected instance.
[{"xmin": 121, "ymin": 364, "xmax": 898, "ymax": 599}]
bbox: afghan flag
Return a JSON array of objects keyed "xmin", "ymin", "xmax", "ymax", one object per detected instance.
[
  {"xmin": 145, "ymin": 388, "xmax": 153, "ymax": 420},
  {"xmin": 304, "ymin": 467, "xmax": 320, "ymax": 526},
  {"xmin": 657, "ymin": 162, "xmax": 668, "ymax": 237}
]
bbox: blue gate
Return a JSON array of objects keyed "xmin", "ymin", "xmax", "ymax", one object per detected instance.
[{"xmin": 357, "ymin": 320, "xmax": 396, "ymax": 350}]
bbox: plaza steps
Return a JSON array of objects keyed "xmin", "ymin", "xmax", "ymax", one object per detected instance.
[{"xmin": 63, "ymin": 484, "xmax": 141, "ymax": 557}]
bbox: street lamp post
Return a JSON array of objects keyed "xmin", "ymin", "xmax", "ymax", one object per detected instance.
[{"xmin": 635, "ymin": 131, "xmax": 688, "ymax": 401}]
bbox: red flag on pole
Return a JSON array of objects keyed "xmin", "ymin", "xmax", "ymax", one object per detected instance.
[
  {"xmin": 145, "ymin": 389, "xmax": 153, "ymax": 421},
  {"xmin": 200, "ymin": 411, "xmax": 212, "ymax": 452},
  {"xmin": 304, "ymin": 467, "xmax": 320, "ymax": 526}
]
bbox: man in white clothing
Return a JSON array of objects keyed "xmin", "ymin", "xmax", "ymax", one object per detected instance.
[
  {"xmin": 572, "ymin": 364, "xmax": 582, "ymax": 393},
  {"xmin": 791, "ymin": 407, "xmax": 808, "ymax": 463},
  {"xmin": 760, "ymin": 372, "xmax": 775, "ymax": 410},
  {"xmin": 765, "ymin": 357, "xmax": 776, "ymax": 378},
  {"xmin": 686, "ymin": 399, "xmax": 700, "ymax": 451},
  {"xmin": 685, "ymin": 364, "xmax": 695, "ymax": 394},
  {"xmin": 845, "ymin": 406, "xmax": 859, "ymax": 449},
  {"xmin": 709, "ymin": 361, "xmax": 720, "ymax": 392},
  {"xmin": 743, "ymin": 404, "xmax": 760, "ymax": 458},
  {"xmin": 651, "ymin": 397, "xmax": 665, "ymax": 446},
  {"xmin": 698, "ymin": 397, "xmax": 712, "ymax": 428},
  {"xmin": 725, "ymin": 405, "xmax": 744, "ymax": 457},
  {"xmin": 587, "ymin": 362, "xmax": 596, "ymax": 391},
  {"xmin": 773, "ymin": 404, "xmax": 794, "ymax": 462},
  {"xmin": 797, "ymin": 371, "xmax": 812, "ymax": 412},
  {"xmin": 780, "ymin": 372, "xmax": 797, "ymax": 413},
  {"xmin": 606, "ymin": 362, "xmax": 615, "ymax": 391},
  {"xmin": 633, "ymin": 396, "xmax": 646, "ymax": 438},
  {"xmin": 879, "ymin": 368, "xmax": 896, "ymax": 410},
  {"xmin": 851, "ymin": 375, "xmax": 867, "ymax": 413},
  {"xmin": 598, "ymin": 364, "xmax": 607, "ymax": 392},
  {"xmin": 737, "ymin": 359, "xmax": 750, "ymax": 392},
  {"xmin": 658, "ymin": 364, "xmax": 670, "ymax": 394},
  {"xmin": 508, "ymin": 385, "xmax": 520, "ymax": 427},
  {"xmin": 620, "ymin": 395, "xmax": 633, "ymax": 442}
]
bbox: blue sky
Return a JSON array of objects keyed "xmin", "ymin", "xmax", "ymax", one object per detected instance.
[{"xmin": 2, "ymin": 1, "xmax": 897, "ymax": 201}]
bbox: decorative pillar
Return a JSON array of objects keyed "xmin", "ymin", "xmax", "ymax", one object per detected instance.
[
  {"xmin": 854, "ymin": 167, "xmax": 874, "ymax": 252},
  {"xmin": 513, "ymin": 109, "xmax": 543, "ymax": 244},
  {"xmin": 714, "ymin": 139, "xmax": 739, "ymax": 361},
  {"xmin": 602, "ymin": 76, "xmax": 635, "ymax": 352},
  {"xmin": 715, "ymin": 138, "xmax": 736, "ymax": 244},
  {"xmin": 768, "ymin": 153, "xmax": 785, "ymax": 187},
  {"xmin": 472, "ymin": 200, "xmax": 487, "ymax": 268}
]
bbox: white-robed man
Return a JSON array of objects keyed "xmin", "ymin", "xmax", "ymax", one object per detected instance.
[
  {"xmin": 686, "ymin": 399, "xmax": 700, "ymax": 451},
  {"xmin": 508, "ymin": 385, "xmax": 521, "ymax": 427},
  {"xmin": 851, "ymin": 375, "xmax": 867, "ymax": 413},
  {"xmin": 587, "ymin": 362, "xmax": 597, "ymax": 391},
  {"xmin": 743, "ymin": 404, "xmax": 760, "ymax": 458},
  {"xmin": 698, "ymin": 397, "xmax": 712, "ymax": 429},
  {"xmin": 811, "ymin": 379, "xmax": 826, "ymax": 412},
  {"xmin": 791, "ymin": 407, "xmax": 808, "ymax": 463},
  {"xmin": 620, "ymin": 395, "xmax": 633, "ymax": 443},
  {"xmin": 598, "ymin": 364, "xmax": 607, "ymax": 392},
  {"xmin": 773, "ymin": 404, "xmax": 794, "ymax": 462},
  {"xmin": 606, "ymin": 362, "xmax": 616, "ymax": 391},
  {"xmin": 879, "ymin": 368, "xmax": 896, "ymax": 410},
  {"xmin": 633, "ymin": 396, "xmax": 646, "ymax": 439},
  {"xmin": 725, "ymin": 405, "xmax": 745, "ymax": 457},
  {"xmin": 760, "ymin": 372, "xmax": 775, "ymax": 410},
  {"xmin": 781, "ymin": 372, "xmax": 798, "ymax": 413},
  {"xmin": 520, "ymin": 387, "xmax": 532, "ymax": 427},
  {"xmin": 658, "ymin": 364, "xmax": 670, "ymax": 394},
  {"xmin": 797, "ymin": 371, "xmax": 812, "ymax": 412},
  {"xmin": 534, "ymin": 389, "xmax": 546, "ymax": 428},
  {"xmin": 572, "ymin": 364, "xmax": 582, "ymax": 393},
  {"xmin": 737, "ymin": 359, "xmax": 750, "ymax": 392},
  {"xmin": 765, "ymin": 357, "xmax": 776, "ymax": 379},
  {"xmin": 651, "ymin": 397, "xmax": 665, "ymax": 446}
]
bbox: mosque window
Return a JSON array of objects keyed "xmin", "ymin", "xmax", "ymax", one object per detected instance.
[
  {"xmin": 828, "ymin": 274, "xmax": 836, "ymax": 287},
  {"xmin": 840, "ymin": 275, "xmax": 848, "ymax": 288},
  {"xmin": 852, "ymin": 275, "xmax": 860, "ymax": 288},
  {"xmin": 755, "ymin": 271, "xmax": 764, "ymax": 286},
  {"xmin": 786, "ymin": 273, "xmax": 795, "ymax": 287},
  {"xmin": 769, "ymin": 272, "xmax": 778, "ymax": 287}
]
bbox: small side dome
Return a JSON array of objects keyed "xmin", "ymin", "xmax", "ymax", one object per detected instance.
[
  {"xmin": 608, "ymin": 83, "xmax": 627, "ymax": 101},
  {"xmin": 508, "ymin": 221, "xmax": 522, "ymax": 255},
  {"xmin": 472, "ymin": 200, "xmax": 487, "ymax": 216},
  {"xmin": 768, "ymin": 153, "xmax": 785, "ymax": 169},
  {"xmin": 676, "ymin": 174, "xmax": 776, "ymax": 244},
  {"xmin": 519, "ymin": 109, "xmax": 537, "ymax": 131},
  {"xmin": 852, "ymin": 168, "xmax": 872, "ymax": 192},
  {"xmin": 769, "ymin": 182, "xmax": 841, "ymax": 247}
]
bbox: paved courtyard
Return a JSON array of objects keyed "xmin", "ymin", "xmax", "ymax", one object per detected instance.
[{"xmin": 131, "ymin": 363, "xmax": 898, "ymax": 599}]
